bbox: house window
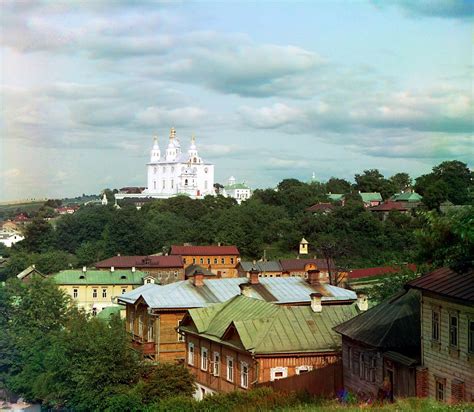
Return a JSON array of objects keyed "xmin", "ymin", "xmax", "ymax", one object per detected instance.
[
  {"xmin": 230, "ymin": 258, "xmax": 234, "ymax": 264},
  {"xmin": 207, "ymin": 258, "xmax": 211, "ymax": 264},
  {"xmin": 102, "ymin": 288, "xmax": 107, "ymax": 298},
  {"xmin": 295, "ymin": 365, "xmax": 312, "ymax": 375},
  {"xmin": 92, "ymin": 289, "xmax": 97, "ymax": 298},
  {"xmin": 183, "ymin": 258, "xmax": 187, "ymax": 264},
  {"xmin": 347, "ymin": 347, "xmax": 352, "ymax": 372},
  {"xmin": 92, "ymin": 307, "xmax": 97, "ymax": 316},
  {"xmin": 73, "ymin": 288, "xmax": 78, "ymax": 298},
  {"xmin": 226, "ymin": 357, "xmax": 234, "ymax": 382},
  {"xmin": 469, "ymin": 320, "xmax": 474, "ymax": 353},
  {"xmin": 177, "ymin": 320, "xmax": 185, "ymax": 342},
  {"xmin": 129, "ymin": 314, "xmax": 134, "ymax": 333},
  {"xmin": 436, "ymin": 378, "xmax": 445, "ymax": 402},
  {"xmin": 188, "ymin": 342, "xmax": 195, "ymax": 366},
  {"xmin": 213, "ymin": 352, "xmax": 220, "ymax": 376},
  {"xmin": 122, "ymin": 288, "xmax": 127, "ymax": 294},
  {"xmin": 432, "ymin": 310, "xmax": 440, "ymax": 341},
  {"xmin": 138, "ymin": 316, "xmax": 143, "ymax": 337},
  {"xmin": 214, "ymin": 258, "xmax": 218, "ymax": 264},
  {"xmin": 200, "ymin": 258, "xmax": 204, "ymax": 264},
  {"xmin": 221, "ymin": 258, "xmax": 225, "ymax": 264},
  {"xmin": 201, "ymin": 347, "xmax": 208, "ymax": 371},
  {"xmin": 147, "ymin": 319, "xmax": 154, "ymax": 342},
  {"xmin": 146, "ymin": 278, "xmax": 152, "ymax": 284},
  {"xmin": 193, "ymin": 258, "xmax": 196, "ymax": 264},
  {"xmin": 270, "ymin": 367, "xmax": 288, "ymax": 381},
  {"xmin": 450, "ymin": 314, "xmax": 458, "ymax": 347},
  {"xmin": 241, "ymin": 362, "xmax": 249, "ymax": 388}
]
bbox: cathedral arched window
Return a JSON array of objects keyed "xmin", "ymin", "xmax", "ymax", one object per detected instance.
[
  {"xmin": 193, "ymin": 157, "xmax": 197, "ymax": 163},
  {"xmin": 163, "ymin": 167, "xmax": 166, "ymax": 173},
  {"xmin": 153, "ymin": 181, "xmax": 156, "ymax": 190},
  {"xmin": 153, "ymin": 167, "xmax": 157, "ymax": 174},
  {"xmin": 185, "ymin": 179, "xmax": 188, "ymax": 186},
  {"xmin": 171, "ymin": 166, "xmax": 174, "ymax": 172}
]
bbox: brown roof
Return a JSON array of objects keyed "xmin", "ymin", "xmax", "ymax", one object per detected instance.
[
  {"xmin": 95, "ymin": 255, "xmax": 183, "ymax": 268},
  {"xmin": 280, "ymin": 258, "xmax": 336, "ymax": 272},
  {"xmin": 369, "ymin": 201, "xmax": 409, "ymax": 212},
  {"xmin": 170, "ymin": 245, "xmax": 240, "ymax": 256},
  {"xmin": 305, "ymin": 203, "xmax": 335, "ymax": 212},
  {"xmin": 349, "ymin": 264, "xmax": 417, "ymax": 280},
  {"xmin": 407, "ymin": 267, "xmax": 474, "ymax": 303}
]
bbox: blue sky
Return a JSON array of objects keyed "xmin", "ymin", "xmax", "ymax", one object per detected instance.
[{"xmin": 0, "ymin": 0, "xmax": 472, "ymax": 201}]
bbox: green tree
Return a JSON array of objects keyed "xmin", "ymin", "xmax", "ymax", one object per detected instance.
[
  {"xmin": 389, "ymin": 173, "xmax": 412, "ymax": 193},
  {"xmin": 325, "ymin": 177, "xmax": 351, "ymax": 194},
  {"xmin": 354, "ymin": 169, "xmax": 395, "ymax": 200},
  {"xmin": 369, "ymin": 267, "xmax": 419, "ymax": 304},
  {"xmin": 21, "ymin": 218, "xmax": 55, "ymax": 253}
]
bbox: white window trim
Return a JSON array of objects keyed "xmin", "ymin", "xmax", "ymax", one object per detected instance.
[
  {"xmin": 240, "ymin": 361, "xmax": 249, "ymax": 388},
  {"xmin": 213, "ymin": 352, "xmax": 220, "ymax": 376},
  {"xmin": 201, "ymin": 347, "xmax": 208, "ymax": 371},
  {"xmin": 226, "ymin": 356, "xmax": 234, "ymax": 382},
  {"xmin": 295, "ymin": 365, "xmax": 313, "ymax": 375},
  {"xmin": 270, "ymin": 367, "xmax": 288, "ymax": 381},
  {"xmin": 188, "ymin": 342, "xmax": 195, "ymax": 366}
]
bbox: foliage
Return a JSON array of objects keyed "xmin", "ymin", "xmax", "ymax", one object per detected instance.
[
  {"xmin": 0, "ymin": 278, "xmax": 195, "ymax": 411},
  {"xmin": 415, "ymin": 207, "xmax": 474, "ymax": 271},
  {"xmin": 326, "ymin": 177, "xmax": 351, "ymax": 194},
  {"xmin": 354, "ymin": 169, "xmax": 395, "ymax": 200},
  {"xmin": 368, "ymin": 267, "xmax": 420, "ymax": 304},
  {"xmin": 389, "ymin": 172, "xmax": 412, "ymax": 193},
  {"xmin": 415, "ymin": 160, "xmax": 473, "ymax": 206}
]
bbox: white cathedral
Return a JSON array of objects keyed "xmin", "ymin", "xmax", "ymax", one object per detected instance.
[{"xmin": 116, "ymin": 128, "xmax": 215, "ymax": 201}]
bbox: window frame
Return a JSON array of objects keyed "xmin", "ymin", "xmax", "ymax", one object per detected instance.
[
  {"xmin": 188, "ymin": 342, "xmax": 195, "ymax": 366},
  {"xmin": 92, "ymin": 288, "xmax": 97, "ymax": 299},
  {"xmin": 201, "ymin": 347, "xmax": 208, "ymax": 371},
  {"xmin": 102, "ymin": 288, "xmax": 107, "ymax": 298},
  {"xmin": 177, "ymin": 320, "xmax": 185, "ymax": 342},
  {"xmin": 240, "ymin": 361, "xmax": 249, "ymax": 388},
  {"xmin": 295, "ymin": 365, "xmax": 313, "ymax": 375},
  {"xmin": 226, "ymin": 356, "xmax": 234, "ymax": 382},
  {"xmin": 432, "ymin": 310, "xmax": 440, "ymax": 341},
  {"xmin": 435, "ymin": 378, "xmax": 445, "ymax": 402},
  {"xmin": 73, "ymin": 288, "xmax": 78, "ymax": 298},
  {"xmin": 213, "ymin": 352, "xmax": 220, "ymax": 376},
  {"xmin": 449, "ymin": 313, "xmax": 459, "ymax": 347},
  {"xmin": 270, "ymin": 367, "xmax": 288, "ymax": 381}
]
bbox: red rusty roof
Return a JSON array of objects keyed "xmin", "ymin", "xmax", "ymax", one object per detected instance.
[
  {"xmin": 95, "ymin": 255, "xmax": 183, "ymax": 268},
  {"xmin": 305, "ymin": 203, "xmax": 335, "ymax": 212},
  {"xmin": 407, "ymin": 266, "xmax": 474, "ymax": 303},
  {"xmin": 349, "ymin": 264, "xmax": 416, "ymax": 280},
  {"xmin": 170, "ymin": 245, "xmax": 240, "ymax": 256},
  {"xmin": 369, "ymin": 201, "xmax": 409, "ymax": 212},
  {"xmin": 280, "ymin": 258, "xmax": 336, "ymax": 271}
]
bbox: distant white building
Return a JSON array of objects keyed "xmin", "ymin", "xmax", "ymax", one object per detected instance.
[
  {"xmin": 116, "ymin": 128, "xmax": 215, "ymax": 201},
  {"xmin": 0, "ymin": 231, "xmax": 25, "ymax": 247},
  {"xmin": 222, "ymin": 176, "xmax": 251, "ymax": 204}
]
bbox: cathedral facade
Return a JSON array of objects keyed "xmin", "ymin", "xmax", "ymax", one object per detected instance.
[
  {"xmin": 137, "ymin": 128, "xmax": 215, "ymax": 199},
  {"xmin": 115, "ymin": 128, "xmax": 215, "ymax": 200}
]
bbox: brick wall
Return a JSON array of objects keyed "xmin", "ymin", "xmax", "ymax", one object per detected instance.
[{"xmin": 416, "ymin": 367, "xmax": 429, "ymax": 397}]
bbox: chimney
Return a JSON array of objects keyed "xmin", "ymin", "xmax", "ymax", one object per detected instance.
[
  {"xmin": 306, "ymin": 264, "xmax": 320, "ymax": 286},
  {"xmin": 239, "ymin": 283, "xmax": 252, "ymax": 297},
  {"xmin": 111, "ymin": 266, "xmax": 115, "ymax": 272},
  {"xmin": 249, "ymin": 267, "xmax": 260, "ymax": 285},
  {"xmin": 117, "ymin": 253, "xmax": 121, "ymax": 256},
  {"xmin": 132, "ymin": 266, "xmax": 136, "ymax": 273},
  {"xmin": 357, "ymin": 292, "xmax": 368, "ymax": 311},
  {"xmin": 193, "ymin": 269, "xmax": 204, "ymax": 287},
  {"xmin": 310, "ymin": 292, "xmax": 322, "ymax": 313},
  {"xmin": 82, "ymin": 266, "xmax": 86, "ymax": 273}
]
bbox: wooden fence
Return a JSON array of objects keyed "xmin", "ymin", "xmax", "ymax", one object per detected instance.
[{"xmin": 259, "ymin": 360, "xmax": 343, "ymax": 397}]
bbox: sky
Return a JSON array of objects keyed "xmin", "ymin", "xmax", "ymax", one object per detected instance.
[{"xmin": 0, "ymin": 0, "xmax": 473, "ymax": 201}]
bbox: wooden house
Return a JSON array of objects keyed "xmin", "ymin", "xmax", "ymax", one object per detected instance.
[
  {"xmin": 179, "ymin": 293, "xmax": 361, "ymax": 399},
  {"xmin": 94, "ymin": 255, "xmax": 184, "ymax": 285},
  {"xmin": 170, "ymin": 245, "xmax": 240, "ymax": 278},
  {"xmin": 118, "ymin": 268, "xmax": 358, "ymax": 363},
  {"xmin": 334, "ymin": 289, "xmax": 421, "ymax": 401},
  {"xmin": 407, "ymin": 267, "xmax": 474, "ymax": 403}
]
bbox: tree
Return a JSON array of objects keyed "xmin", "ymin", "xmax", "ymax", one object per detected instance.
[
  {"xmin": 415, "ymin": 207, "xmax": 474, "ymax": 271},
  {"xmin": 326, "ymin": 177, "xmax": 351, "ymax": 194},
  {"xmin": 354, "ymin": 169, "xmax": 395, "ymax": 200},
  {"xmin": 415, "ymin": 160, "xmax": 473, "ymax": 206},
  {"xmin": 369, "ymin": 267, "xmax": 419, "ymax": 304},
  {"xmin": 21, "ymin": 218, "xmax": 55, "ymax": 253},
  {"xmin": 389, "ymin": 173, "xmax": 412, "ymax": 193}
]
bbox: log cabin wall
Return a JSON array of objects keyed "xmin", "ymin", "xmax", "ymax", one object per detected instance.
[{"xmin": 156, "ymin": 311, "xmax": 187, "ymax": 362}]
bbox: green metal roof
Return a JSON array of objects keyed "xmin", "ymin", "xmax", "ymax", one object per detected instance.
[
  {"xmin": 334, "ymin": 289, "xmax": 420, "ymax": 351},
  {"xmin": 359, "ymin": 192, "xmax": 383, "ymax": 202},
  {"xmin": 96, "ymin": 305, "xmax": 123, "ymax": 320},
  {"xmin": 182, "ymin": 295, "xmax": 359, "ymax": 354},
  {"xmin": 52, "ymin": 269, "xmax": 146, "ymax": 285},
  {"xmin": 392, "ymin": 192, "xmax": 422, "ymax": 202},
  {"xmin": 328, "ymin": 193, "xmax": 345, "ymax": 201},
  {"xmin": 224, "ymin": 183, "xmax": 250, "ymax": 190}
]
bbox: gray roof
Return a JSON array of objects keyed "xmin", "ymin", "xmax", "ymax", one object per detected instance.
[
  {"xmin": 334, "ymin": 289, "xmax": 420, "ymax": 352},
  {"xmin": 118, "ymin": 277, "xmax": 357, "ymax": 310},
  {"xmin": 239, "ymin": 261, "xmax": 282, "ymax": 272}
]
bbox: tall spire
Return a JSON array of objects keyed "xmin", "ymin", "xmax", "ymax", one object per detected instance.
[
  {"xmin": 169, "ymin": 127, "xmax": 176, "ymax": 139},
  {"xmin": 150, "ymin": 134, "xmax": 160, "ymax": 162}
]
